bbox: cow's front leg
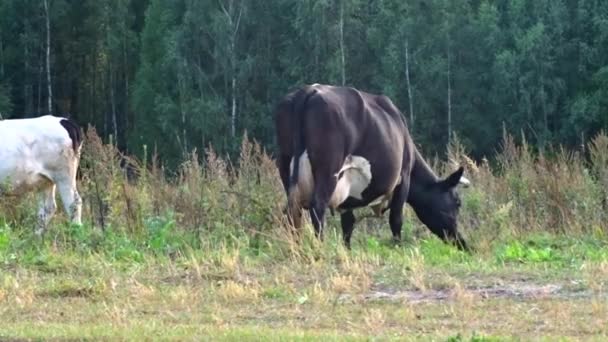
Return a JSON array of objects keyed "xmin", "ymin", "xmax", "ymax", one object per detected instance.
[
  {"xmin": 388, "ymin": 174, "xmax": 409, "ymax": 244},
  {"xmin": 57, "ymin": 178, "xmax": 82, "ymax": 225},
  {"xmin": 340, "ymin": 210, "xmax": 356, "ymax": 249},
  {"xmin": 36, "ymin": 185, "xmax": 57, "ymax": 236}
]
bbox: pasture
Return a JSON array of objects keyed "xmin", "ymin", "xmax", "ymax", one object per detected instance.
[{"xmin": 1, "ymin": 129, "xmax": 607, "ymax": 341}]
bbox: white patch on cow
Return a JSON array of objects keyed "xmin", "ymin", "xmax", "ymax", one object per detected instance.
[
  {"xmin": 329, "ymin": 155, "xmax": 372, "ymax": 207},
  {"xmin": 0, "ymin": 115, "xmax": 83, "ymax": 233},
  {"xmin": 288, "ymin": 152, "xmax": 375, "ymax": 210},
  {"xmin": 459, "ymin": 176, "xmax": 471, "ymax": 187}
]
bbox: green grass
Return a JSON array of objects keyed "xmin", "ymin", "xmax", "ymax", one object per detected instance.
[{"xmin": 0, "ymin": 220, "xmax": 607, "ymax": 341}]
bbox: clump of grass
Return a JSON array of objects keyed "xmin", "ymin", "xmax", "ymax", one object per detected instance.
[
  {"xmin": 444, "ymin": 130, "xmax": 608, "ymax": 252},
  {"xmin": 37, "ymin": 278, "xmax": 107, "ymax": 299}
]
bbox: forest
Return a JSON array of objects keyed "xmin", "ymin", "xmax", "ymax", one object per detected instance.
[
  {"xmin": 2, "ymin": 1, "xmax": 608, "ymax": 340},
  {"xmin": 1, "ymin": 0, "xmax": 607, "ymax": 168}
]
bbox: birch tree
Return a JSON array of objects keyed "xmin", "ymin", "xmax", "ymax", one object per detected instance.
[
  {"xmin": 218, "ymin": 0, "xmax": 243, "ymax": 138},
  {"xmin": 43, "ymin": 0, "xmax": 52, "ymax": 114},
  {"xmin": 338, "ymin": 0, "xmax": 345, "ymax": 85}
]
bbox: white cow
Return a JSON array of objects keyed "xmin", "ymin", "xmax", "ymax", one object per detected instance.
[{"xmin": 0, "ymin": 115, "xmax": 83, "ymax": 234}]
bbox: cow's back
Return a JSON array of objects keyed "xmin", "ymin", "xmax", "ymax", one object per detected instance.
[{"xmin": 296, "ymin": 85, "xmax": 410, "ymax": 208}]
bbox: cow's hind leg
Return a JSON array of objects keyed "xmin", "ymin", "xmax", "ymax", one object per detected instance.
[
  {"xmin": 36, "ymin": 185, "xmax": 57, "ymax": 236},
  {"xmin": 56, "ymin": 177, "xmax": 83, "ymax": 225},
  {"xmin": 280, "ymin": 154, "xmax": 303, "ymax": 233},
  {"xmin": 309, "ymin": 172, "xmax": 338, "ymax": 240},
  {"xmin": 287, "ymin": 194, "xmax": 303, "ymax": 233},
  {"xmin": 277, "ymin": 154, "xmax": 291, "ymax": 194}
]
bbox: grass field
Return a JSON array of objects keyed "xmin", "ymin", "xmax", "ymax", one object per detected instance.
[
  {"xmin": 1, "ymin": 130, "xmax": 607, "ymax": 341},
  {"xmin": 1, "ymin": 226, "xmax": 607, "ymax": 341}
]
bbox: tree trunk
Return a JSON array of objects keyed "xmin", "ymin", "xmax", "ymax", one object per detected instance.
[
  {"xmin": 103, "ymin": 66, "xmax": 107, "ymax": 137},
  {"xmin": 404, "ymin": 38, "xmax": 414, "ymax": 130},
  {"xmin": 230, "ymin": 29, "xmax": 236, "ymax": 138},
  {"xmin": 0, "ymin": 36, "xmax": 2, "ymax": 118},
  {"xmin": 540, "ymin": 74, "xmax": 548, "ymax": 147},
  {"xmin": 0, "ymin": 36, "xmax": 3, "ymax": 78},
  {"xmin": 339, "ymin": 0, "xmax": 346, "ymax": 86},
  {"xmin": 91, "ymin": 54, "xmax": 97, "ymax": 127},
  {"xmin": 123, "ymin": 28, "xmax": 129, "ymax": 147},
  {"xmin": 23, "ymin": 24, "xmax": 32, "ymax": 115},
  {"xmin": 221, "ymin": 0, "xmax": 242, "ymax": 139},
  {"xmin": 446, "ymin": 32, "xmax": 452, "ymax": 143},
  {"xmin": 227, "ymin": 0, "xmax": 235, "ymax": 139},
  {"xmin": 182, "ymin": 101, "xmax": 187, "ymax": 154},
  {"xmin": 37, "ymin": 57, "xmax": 43, "ymax": 114},
  {"xmin": 110, "ymin": 66, "xmax": 118, "ymax": 144},
  {"xmin": 178, "ymin": 62, "xmax": 187, "ymax": 154},
  {"xmin": 43, "ymin": 0, "xmax": 52, "ymax": 114}
]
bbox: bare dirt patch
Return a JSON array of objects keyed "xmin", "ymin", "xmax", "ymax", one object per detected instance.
[{"xmin": 340, "ymin": 280, "xmax": 597, "ymax": 303}]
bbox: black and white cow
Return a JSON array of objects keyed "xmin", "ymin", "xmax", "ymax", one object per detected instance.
[
  {"xmin": 0, "ymin": 115, "xmax": 83, "ymax": 234},
  {"xmin": 274, "ymin": 84, "xmax": 470, "ymax": 250}
]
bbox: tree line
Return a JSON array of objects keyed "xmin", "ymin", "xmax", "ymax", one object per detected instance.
[{"xmin": 1, "ymin": 0, "xmax": 607, "ymax": 168}]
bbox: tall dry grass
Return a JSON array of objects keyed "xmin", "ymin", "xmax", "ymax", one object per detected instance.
[
  {"xmin": 2, "ymin": 127, "xmax": 607, "ymax": 252},
  {"xmin": 446, "ymin": 130, "xmax": 608, "ymax": 248},
  {"xmin": 76, "ymin": 127, "xmax": 309, "ymax": 259}
]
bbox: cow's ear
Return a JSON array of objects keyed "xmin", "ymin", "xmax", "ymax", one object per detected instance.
[{"xmin": 441, "ymin": 166, "xmax": 464, "ymax": 190}]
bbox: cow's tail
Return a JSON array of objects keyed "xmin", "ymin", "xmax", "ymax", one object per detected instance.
[
  {"xmin": 289, "ymin": 86, "xmax": 317, "ymax": 189},
  {"xmin": 59, "ymin": 118, "xmax": 84, "ymax": 154}
]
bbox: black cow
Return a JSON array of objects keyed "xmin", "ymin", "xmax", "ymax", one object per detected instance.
[{"xmin": 274, "ymin": 84, "xmax": 470, "ymax": 251}]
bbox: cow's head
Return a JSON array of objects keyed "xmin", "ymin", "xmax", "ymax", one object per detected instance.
[{"xmin": 410, "ymin": 166, "xmax": 470, "ymax": 251}]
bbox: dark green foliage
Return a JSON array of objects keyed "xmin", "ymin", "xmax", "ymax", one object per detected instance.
[
  {"xmin": 0, "ymin": 83, "xmax": 11, "ymax": 114},
  {"xmin": 0, "ymin": 0, "xmax": 607, "ymax": 166}
]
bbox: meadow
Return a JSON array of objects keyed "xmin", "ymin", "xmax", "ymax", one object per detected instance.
[{"xmin": 0, "ymin": 128, "xmax": 607, "ymax": 341}]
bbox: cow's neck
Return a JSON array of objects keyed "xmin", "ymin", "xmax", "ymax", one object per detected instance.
[
  {"xmin": 411, "ymin": 148, "xmax": 439, "ymax": 185},
  {"xmin": 407, "ymin": 148, "xmax": 439, "ymax": 204}
]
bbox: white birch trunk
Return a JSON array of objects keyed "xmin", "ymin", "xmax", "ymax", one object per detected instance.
[
  {"xmin": 0, "ymin": 36, "xmax": 3, "ymax": 77},
  {"xmin": 221, "ymin": 0, "xmax": 242, "ymax": 138},
  {"xmin": 37, "ymin": 57, "xmax": 43, "ymax": 114},
  {"xmin": 24, "ymin": 26, "xmax": 31, "ymax": 114},
  {"xmin": 446, "ymin": 33, "xmax": 452, "ymax": 143},
  {"xmin": 43, "ymin": 0, "xmax": 52, "ymax": 114},
  {"xmin": 404, "ymin": 39, "xmax": 414, "ymax": 129},
  {"xmin": 339, "ymin": 0, "xmax": 346, "ymax": 86},
  {"xmin": 231, "ymin": 73, "xmax": 236, "ymax": 138},
  {"xmin": 110, "ymin": 67, "xmax": 118, "ymax": 143},
  {"xmin": 123, "ymin": 24, "xmax": 130, "ymax": 140}
]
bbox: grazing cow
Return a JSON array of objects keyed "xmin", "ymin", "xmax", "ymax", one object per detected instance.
[
  {"xmin": 274, "ymin": 84, "xmax": 470, "ymax": 251},
  {"xmin": 0, "ymin": 115, "xmax": 83, "ymax": 234}
]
